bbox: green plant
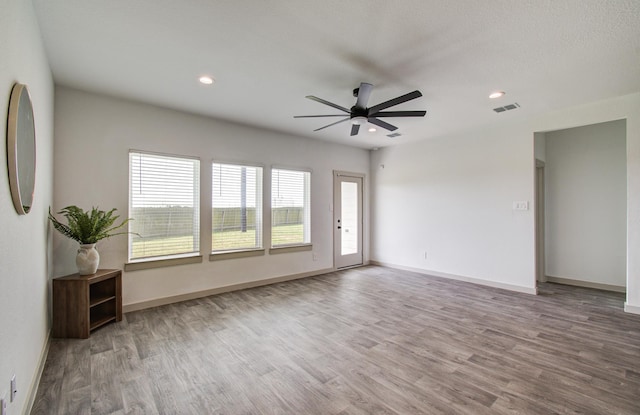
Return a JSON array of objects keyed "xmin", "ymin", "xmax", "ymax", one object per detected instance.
[{"xmin": 48, "ymin": 205, "xmax": 132, "ymax": 244}]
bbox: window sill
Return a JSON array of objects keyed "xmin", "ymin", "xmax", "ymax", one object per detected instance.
[
  {"xmin": 269, "ymin": 244, "xmax": 313, "ymax": 255},
  {"xmin": 209, "ymin": 249, "xmax": 265, "ymax": 261},
  {"xmin": 125, "ymin": 254, "xmax": 203, "ymax": 271}
]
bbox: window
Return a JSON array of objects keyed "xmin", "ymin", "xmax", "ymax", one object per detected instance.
[
  {"xmin": 271, "ymin": 168, "xmax": 310, "ymax": 247},
  {"xmin": 128, "ymin": 151, "xmax": 200, "ymax": 261},
  {"xmin": 212, "ymin": 162, "xmax": 263, "ymax": 252}
]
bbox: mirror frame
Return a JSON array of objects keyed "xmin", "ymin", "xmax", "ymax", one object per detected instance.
[{"xmin": 7, "ymin": 83, "xmax": 36, "ymax": 215}]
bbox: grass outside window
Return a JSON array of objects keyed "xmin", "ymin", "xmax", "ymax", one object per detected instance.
[{"xmin": 132, "ymin": 224, "xmax": 304, "ymax": 257}]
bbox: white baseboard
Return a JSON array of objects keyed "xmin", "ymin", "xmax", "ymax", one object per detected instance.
[
  {"xmin": 624, "ymin": 302, "xmax": 640, "ymax": 315},
  {"xmin": 370, "ymin": 261, "xmax": 538, "ymax": 295},
  {"xmin": 25, "ymin": 331, "xmax": 51, "ymax": 415},
  {"xmin": 545, "ymin": 275, "xmax": 626, "ymax": 293},
  {"xmin": 123, "ymin": 267, "xmax": 335, "ymax": 313}
]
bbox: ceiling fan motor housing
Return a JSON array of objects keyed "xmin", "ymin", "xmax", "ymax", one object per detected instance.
[{"xmin": 351, "ymin": 106, "xmax": 368, "ymax": 118}]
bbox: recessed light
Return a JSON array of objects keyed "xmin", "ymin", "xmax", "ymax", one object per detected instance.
[
  {"xmin": 199, "ymin": 76, "xmax": 214, "ymax": 85},
  {"xmin": 489, "ymin": 91, "xmax": 505, "ymax": 99},
  {"xmin": 368, "ymin": 127, "xmax": 377, "ymax": 133}
]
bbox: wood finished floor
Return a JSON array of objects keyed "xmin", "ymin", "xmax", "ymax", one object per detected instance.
[{"xmin": 32, "ymin": 266, "xmax": 640, "ymax": 415}]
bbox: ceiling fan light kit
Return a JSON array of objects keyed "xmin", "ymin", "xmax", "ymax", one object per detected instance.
[
  {"xmin": 294, "ymin": 82, "xmax": 426, "ymax": 137},
  {"xmin": 351, "ymin": 116, "xmax": 367, "ymax": 125}
]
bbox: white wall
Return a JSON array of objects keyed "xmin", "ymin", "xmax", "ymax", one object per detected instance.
[
  {"xmin": 371, "ymin": 122, "xmax": 536, "ymax": 293},
  {"xmin": 545, "ymin": 120, "xmax": 626, "ymax": 287},
  {"xmin": 371, "ymin": 92, "xmax": 640, "ymax": 313},
  {"xmin": 53, "ymin": 87, "xmax": 370, "ymax": 307},
  {"xmin": 0, "ymin": 0, "xmax": 54, "ymax": 413}
]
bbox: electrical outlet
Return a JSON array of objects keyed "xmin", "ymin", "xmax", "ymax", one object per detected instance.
[
  {"xmin": 312, "ymin": 253, "xmax": 318, "ymax": 261},
  {"xmin": 423, "ymin": 251, "xmax": 428, "ymax": 260},
  {"xmin": 10, "ymin": 375, "xmax": 16, "ymax": 402}
]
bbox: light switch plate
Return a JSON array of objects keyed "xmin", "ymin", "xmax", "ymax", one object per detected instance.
[{"xmin": 512, "ymin": 201, "xmax": 529, "ymax": 211}]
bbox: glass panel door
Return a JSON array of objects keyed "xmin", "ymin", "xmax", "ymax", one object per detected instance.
[
  {"xmin": 334, "ymin": 173, "xmax": 363, "ymax": 268},
  {"xmin": 341, "ymin": 181, "xmax": 358, "ymax": 255}
]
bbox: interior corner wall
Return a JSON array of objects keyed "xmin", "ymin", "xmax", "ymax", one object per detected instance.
[
  {"xmin": 52, "ymin": 87, "xmax": 370, "ymax": 307},
  {"xmin": 544, "ymin": 120, "xmax": 627, "ymax": 287},
  {"xmin": 370, "ymin": 92, "xmax": 640, "ymax": 310},
  {"xmin": 0, "ymin": 0, "xmax": 54, "ymax": 413}
]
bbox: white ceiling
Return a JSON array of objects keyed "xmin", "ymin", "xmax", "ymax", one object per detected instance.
[{"xmin": 33, "ymin": 0, "xmax": 640, "ymax": 149}]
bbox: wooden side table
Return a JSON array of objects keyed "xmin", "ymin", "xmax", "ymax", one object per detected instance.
[{"xmin": 52, "ymin": 269, "xmax": 122, "ymax": 339}]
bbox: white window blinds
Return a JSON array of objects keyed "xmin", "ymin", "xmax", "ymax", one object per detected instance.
[
  {"xmin": 271, "ymin": 168, "xmax": 310, "ymax": 247},
  {"xmin": 212, "ymin": 163, "xmax": 263, "ymax": 252},
  {"xmin": 129, "ymin": 151, "xmax": 200, "ymax": 260}
]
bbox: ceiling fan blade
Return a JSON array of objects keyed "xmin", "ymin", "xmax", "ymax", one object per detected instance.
[
  {"xmin": 368, "ymin": 117, "xmax": 398, "ymax": 131},
  {"xmin": 306, "ymin": 96, "xmax": 351, "ymax": 113},
  {"xmin": 368, "ymin": 90, "xmax": 423, "ymax": 115},
  {"xmin": 294, "ymin": 114, "xmax": 350, "ymax": 118},
  {"xmin": 354, "ymin": 82, "xmax": 373, "ymax": 110},
  {"xmin": 351, "ymin": 124, "xmax": 360, "ymax": 136},
  {"xmin": 313, "ymin": 117, "xmax": 350, "ymax": 132},
  {"xmin": 373, "ymin": 110, "xmax": 426, "ymax": 118}
]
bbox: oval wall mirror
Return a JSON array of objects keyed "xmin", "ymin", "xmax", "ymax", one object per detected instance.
[{"xmin": 7, "ymin": 83, "xmax": 36, "ymax": 215}]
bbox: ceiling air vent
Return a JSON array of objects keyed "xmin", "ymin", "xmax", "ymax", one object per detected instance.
[
  {"xmin": 493, "ymin": 102, "xmax": 520, "ymax": 113},
  {"xmin": 387, "ymin": 133, "xmax": 402, "ymax": 138}
]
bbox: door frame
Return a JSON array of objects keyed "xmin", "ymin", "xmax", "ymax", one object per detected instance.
[
  {"xmin": 333, "ymin": 171, "xmax": 365, "ymax": 269},
  {"xmin": 535, "ymin": 159, "xmax": 546, "ymax": 284}
]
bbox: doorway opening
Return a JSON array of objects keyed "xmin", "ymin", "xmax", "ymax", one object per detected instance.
[{"xmin": 534, "ymin": 119, "xmax": 627, "ymax": 293}]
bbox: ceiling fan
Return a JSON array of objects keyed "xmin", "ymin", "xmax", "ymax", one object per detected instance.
[{"xmin": 294, "ymin": 82, "xmax": 426, "ymax": 136}]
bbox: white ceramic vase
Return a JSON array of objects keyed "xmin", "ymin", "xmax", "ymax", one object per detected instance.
[{"xmin": 76, "ymin": 243, "xmax": 99, "ymax": 275}]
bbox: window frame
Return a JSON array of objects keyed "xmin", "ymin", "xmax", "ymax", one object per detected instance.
[
  {"xmin": 210, "ymin": 160, "xmax": 265, "ymax": 260},
  {"xmin": 269, "ymin": 166, "xmax": 312, "ymax": 252},
  {"xmin": 125, "ymin": 150, "xmax": 203, "ymax": 271}
]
